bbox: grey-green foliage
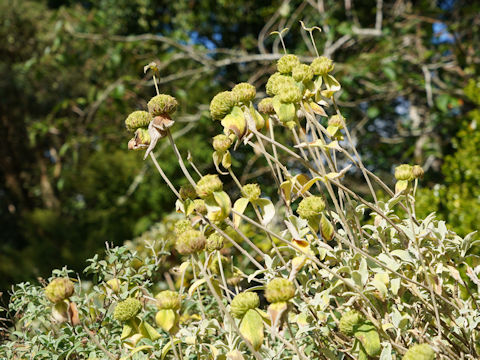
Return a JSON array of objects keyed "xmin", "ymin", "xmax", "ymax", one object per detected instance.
[{"xmin": 3, "ymin": 50, "xmax": 480, "ymax": 360}]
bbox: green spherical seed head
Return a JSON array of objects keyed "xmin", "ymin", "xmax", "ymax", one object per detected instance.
[
  {"xmin": 206, "ymin": 233, "xmax": 224, "ymax": 252},
  {"xmin": 147, "ymin": 94, "xmax": 178, "ymax": 116},
  {"xmin": 210, "ymin": 91, "xmax": 238, "ymax": 120},
  {"xmin": 213, "ymin": 134, "xmax": 233, "ymax": 152},
  {"xmin": 113, "ymin": 298, "xmax": 142, "ymax": 322},
  {"xmin": 277, "ymin": 84, "xmax": 302, "ymax": 103},
  {"xmin": 176, "ymin": 229, "xmax": 206, "ymax": 255},
  {"xmin": 174, "ymin": 219, "xmax": 192, "ymax": 235},
  {"xmin": 179, "ymin": 183, "xmax": 197, "ymax": 200},
  {"xmin": 232, "ymin": 83, "xmax": 256, "ymax": 103},
  {"xmin": 292, "ymin": 64, "xmax": 314, "ymax": 83},
  {"xmin": 310, "ymin": 56, "xmax": 334, "ymax": 75},
  {"xmin": 135, "ymin": 128, "xmax": 151, "ymax": 145},
  {"xmin": 196, "ymin": 174, "xmax": 223, "ymax": 198},
  {"xmin": 277, "ymin": 54, "xmax": 300, "ymax": 74},
  {"xmin": 230, "ymin": 292, "xmax": 260, "ymax": 319},
  {"xmin": 403, "ymin": 344, "xmax": 435, "ymax": 360},
  {"xmin": 258, "ymin": 97, "xmax": 275, "ymax": 115},
  {"xmin": 266, "ymin": 73, "xmax": 296, "ymax": 96},
  {"xmin": 395, "ymin": 164, "xmax": 413, "ymax": 181},
  {"xmin": 45, "ymin": 278, "xmax": 74, "ymax": 303},
  {"xmin": 265, "ymin": 278, "xmax": 295, "ymax": 303},
  {"xmin": 297, "ymin": 196, "xmax": 326, "ymax": 219},
  {"xmin": 339, "ymin": 310, "xmax": 364, "ymax": 335},
  {"xmin": 125, "ymin": 111, "xmax": 152, "ymax": 132},
  {"xmin": 155, "ymin": 290, "xmax": 181, "ymax": 310},
  {"xmin": 242, "ymin": 183, "xmax": 261, "ymax": 201},
  {"xmin": 412, "ymin": 165, "xmax": 424, "ymax": 179}
]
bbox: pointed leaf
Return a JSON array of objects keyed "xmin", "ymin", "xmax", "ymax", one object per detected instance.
[
  {"xmin": 239, "ymin": 309, "xmax": 264, "ymax": 351},
  {"xmin": 233, "ymin": 197, "xmax": 250, "ymax": 228},
  {"xmin": 254, "ymin": 198, "xmax": 275, "ymax": 226}
]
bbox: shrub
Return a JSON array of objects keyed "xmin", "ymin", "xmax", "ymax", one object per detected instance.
[{"xmin": 2, "ymin": 44, "xmax": 479, "ymax": 360}]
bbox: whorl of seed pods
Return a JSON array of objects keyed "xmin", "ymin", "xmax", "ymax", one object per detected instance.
[
  {"xmin": 297, "ymin": 196, "xmax": 326, "ymax": 219},
  {"xmin": 147, "ymin": 94, "xmax": 178, "ymax": 116},
  {"xmin": 210, "ymin": 91, "xmax": 238, "ymax": 120},
  {"xmin": 125, "ymin": 110, "xmax": 152, "ymax": 132},
  {"xmin": 230, "ymin": 292, "xmax": 260, "ymax": 319},
  {"xmin": 174, "ymin": 219, "xmax": 192, "ymax": 235},
  {"xmin": 45, "ymin": 278, "xmax": 74, "ymax": 303},
  {"xmin": 206, "ymin": 233, "xmax": 224, "ymax": 252},
  {"xmin": 212, "ymin": 134, "xmax": 233, "ymax": 152},
  {"xmin": 310, "ymin": 56, "xmax": 334, "ymax": 75},
  {"xmin": 412, "ymin": 165, "xmax": 425, "ymax": 179},
  {"xmin": 242, "ymin": 183, "xmax": 261, "ymax": 202},
  {"xmin": 257, "ymin": 97, "xmax": 275, "ymax": 115},
  {"xmin": 176, "ymin": 229, "xmax": 206, "ymax": 255},
  {"xmin": 113, "ymin": 298, "xmax": 142, "ymax": 322},
  {"xmin": 266, "ymin": 73, "xmax": 296, "ymax": 96},
  {"xmin": 196, "ymin": 174, "xmax": 223, "ymax": 198},
  {"xmin": 155, "ymin": 290, "xmax": 181, "ymax": 310},
  {"xmin": 232, "ymin": 83, "xmax": 256, "ymax": 103},
  {"xmin": 395, "ymin": 164, "xmax": 414, "ymax": 181},
  {"xmin": 292, "ymin": 63, "xmax": 314, "ymax": 83},
  {"xmin": 277, "ymin": 54, "xmax": 300, "ymax": 74},
  {"xmin": 265, "ymin": 278, "xmax": 295, "ymax": 303}
]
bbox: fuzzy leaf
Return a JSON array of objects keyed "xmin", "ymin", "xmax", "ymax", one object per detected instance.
[
  {"xmin": 254, "ymin": 198, "xmax": 275, "ymax": 226},
  {"xmin": 354, "ymin": 323, "xmax": 381, "ymax": 357},
  {"xmin": 155, "ymin": 309, "xmax": 177, "ymax": 333},
  {"xmin": 240, "ymin": 309, "xmax": 264, "ymax": 351},
  {"xmin": 233, "ymin": 197, "xmax": 250, "ymax": 228}
]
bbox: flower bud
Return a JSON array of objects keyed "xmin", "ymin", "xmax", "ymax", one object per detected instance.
[
  {"xmin": 206, "ymin": 233, "xmax": 224, "ymax": 252},
  {"xmin": 258, "ymin": 98, "xmax": 275, "ymax": 115},
  {"xmin": 230, "ymin": 292, "xmax": 260, "ymax": 319},
  {"xmin": 297, "ymin": 196, "xmax": 326, "ymax": 219},
  {"xmin": 125, "ymin": 111, "xmax": 152, "ymax": 132},
  {"xmin": 265, "ymin": 278, "xmax": 295, "ymax": 303},
  {"xmin": 232, "ymin": 83, "xmax": 256, "ymax": 103},
  {"xmin": 196, "ymin": 174, "xmax": 223, "ymax": 198},
  {"xmin": 179, "ymin": 184, "xmax": 197, "ymax": 200},
  {"xmin": 174, "ymin": 219, "xmax": 192, "ymax": 235},
  {"xmin": 277, "ymin": 85, "xmax": 302, "ymax": 103},
  {"xmin": 45, "ymin": 278, "xmax": 74, "ymax": 303},
  {"xmin": 147, "ymin": 94, "xmax": 178, "ymax": 116},
  {"xmin": 292, "ymin": 64, "xmax": 314, "ymax": 83},
  {"xmin": 113, "ymin": 298, "xmax": 142, "ymax": 322},
  {"xmin": 155, "ymin": 290, "xmax": 181, "ymax": 310},
  {"xmin": 310, "ymin": 56, "xmax": 334, "ymax": 75},
  {"xmin": 339, "ymin": 310, "xmax": 364, "ymax": 336},
  {"xmin": 395, "ymin": 164, "xmax": 413, "ymax": 181},
  {"xmin": 213, "ymin": 134, "xmax": 233, "ymax": 152},
  {"xmin": 403, "ymin": 344, "xmax": 435, "ymax": 360},
  {"xmin": 277, "ymin": 54, "xmax": 300, "ymax": 74},
  {"xmin": 242, "ymin": 183, "xmax": 261, "ymax": 201},
  {"xmin": 176, "ymin": 229, "xmax": 206, "ymax": 255},
  {"xmin": 210, "ymin": 91, "xmax": 238, "ymax": 120},
  {"xmin": 412, "ymin": 165, "xmax": 424, "ymax": 179}
]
